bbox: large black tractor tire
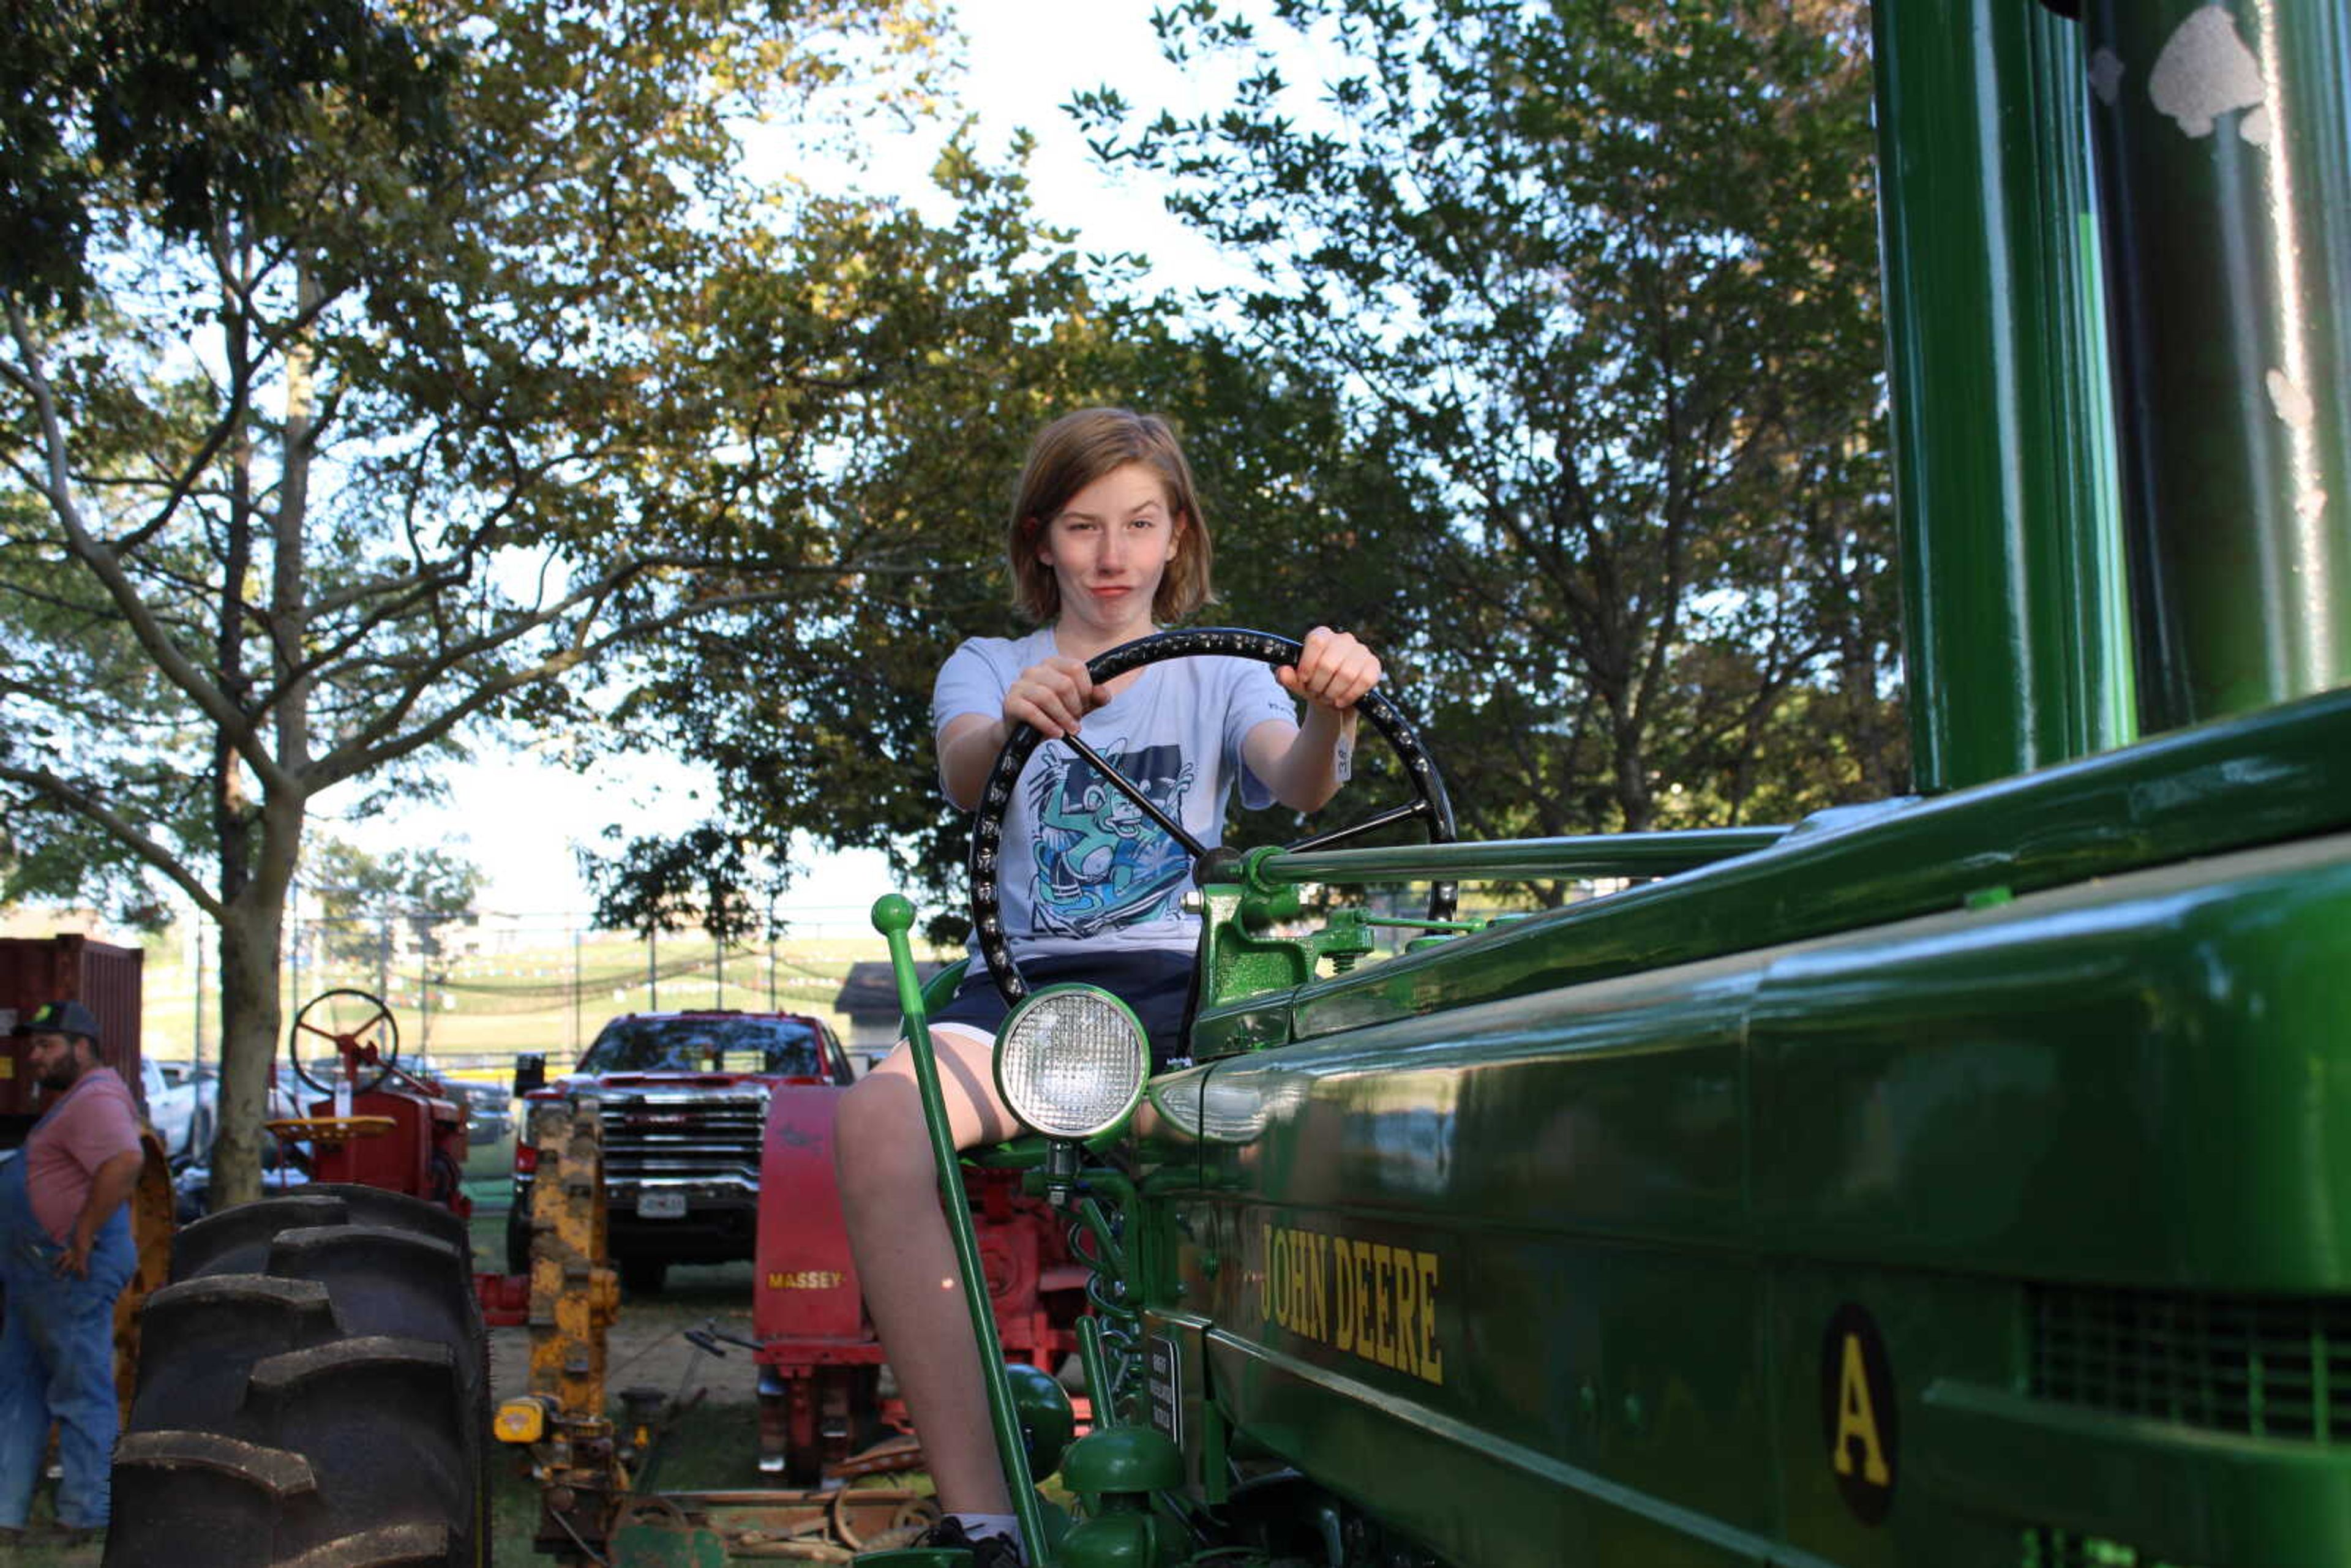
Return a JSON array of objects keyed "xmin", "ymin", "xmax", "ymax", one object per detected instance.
[{"xmin": 105, "ymin": 1184, "xmax": 490, "ymax": 1568}]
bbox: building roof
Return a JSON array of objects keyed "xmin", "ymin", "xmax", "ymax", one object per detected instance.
[{"xmin": 833, "ymin": 960, "xmax": 948, "ymax": 1018}]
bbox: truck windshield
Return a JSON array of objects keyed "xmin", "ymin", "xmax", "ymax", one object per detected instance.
[{"xmin": 578, "ymin": 1017, "xmax": 825, "ymax": 1076}]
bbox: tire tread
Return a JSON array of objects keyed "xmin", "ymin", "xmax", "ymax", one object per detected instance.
[{"xmin": 107, "ymin": 1193, "xmax": 487, "ymax": 1566}]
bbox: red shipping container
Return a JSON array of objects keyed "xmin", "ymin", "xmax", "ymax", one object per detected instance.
[{"xmin": 0, "ymin": 935, "xmax": 144, "ymax": 1136}]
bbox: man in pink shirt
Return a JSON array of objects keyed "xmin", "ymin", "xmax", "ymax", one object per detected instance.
[{"xmin": 0, "ymin": 1000, "xmax": 144, "ymax": 1545}]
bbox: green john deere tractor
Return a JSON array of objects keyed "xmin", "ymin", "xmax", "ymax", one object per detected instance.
[
  {"xmin": 102, "ymin": 0, "xmax": 2348, "ymax": 1564},
  {"xmin": 859, "ymin": 2, "xmax": 2351, "ymax": 1566}
]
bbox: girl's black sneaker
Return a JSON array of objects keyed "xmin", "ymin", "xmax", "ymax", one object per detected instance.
[{"xmin": 907, "ymin": 1514, "xmax": 1025, "ymax": 1567}]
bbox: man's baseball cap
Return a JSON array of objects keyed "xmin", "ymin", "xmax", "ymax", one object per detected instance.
[{"xmin": 15, "ymin": 1000, "xmax": 101, "ymax": 1043}]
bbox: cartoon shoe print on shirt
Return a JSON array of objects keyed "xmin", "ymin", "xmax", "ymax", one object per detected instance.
[{"xmin": 1028, "ymin": 739, "xmax": 1196, "ymax": 937}]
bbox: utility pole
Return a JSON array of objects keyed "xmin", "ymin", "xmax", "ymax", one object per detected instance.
[
  {"xmin": 713, "ymin": 932, "xmax": 724, "ymax": 1010},
  {"xmin": 572, "ymin": 926, "xmax": 583, "ymax": 1053},
  {"xmin": 647, "ymin": 928, "xmax": 658, "ymax": 1013},
  {"xmin": 193, "ymin": 921, "xmax": 206, "ymax": 1076},
  {"xmin": 767, "ymin": 937, "xmax": 776, "ymax": 1012},
  {"xmin": 285, "ymin": 880, "xmax": 300, "ymax": 1025},
  {"xmin": 417, "ymin": 914, "xmax": 433, "ymax": 1057}
]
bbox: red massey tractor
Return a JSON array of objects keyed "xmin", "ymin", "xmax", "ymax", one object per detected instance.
[
  {"xmin": 752, "ymin": 1071, "xmax": 1088, "ymax": 1479},
  {"xmin": 482, "ymin": 965, "xmax": 1094, "ymax": 1558}
]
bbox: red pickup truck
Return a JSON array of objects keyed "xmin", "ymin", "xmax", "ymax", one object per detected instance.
[{"xmin": 510, "ymin": 1008, "xmax": 855, "ymax": 1293}]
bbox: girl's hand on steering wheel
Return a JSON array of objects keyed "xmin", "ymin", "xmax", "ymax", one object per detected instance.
[
  {"xmin": 1277, "ymin": 626, "xmax": 1381, "ymax": 711},
  {"xmin": 1004, "ymin": 655, "xmax": 1102, "ymax": 739}
]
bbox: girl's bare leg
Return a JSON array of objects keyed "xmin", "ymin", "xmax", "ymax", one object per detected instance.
[{"xmin": 834, "ymin": 1025, "xmax": 1022, "ymax": 1515}]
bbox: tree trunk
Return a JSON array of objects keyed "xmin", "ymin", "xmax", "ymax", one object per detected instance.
[
  {"xmin": 1840, "ymin": 629, "xmax": 1902, "ymax": 800},
  {"xmin": 209, "ymin": 797, "xmax": 303, "ymax": 1208},
  {"xmin": 210, "ymin": 890, "xmax": 283, "ymax": 1207},
  {"xmin": 1610, "ymin": 706, "xmax": 1654, "ymax": 832}
]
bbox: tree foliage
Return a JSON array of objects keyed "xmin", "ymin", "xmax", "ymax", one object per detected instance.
[
  {"xmin": 0, "ymin": 0, "xmax": 1089, "ymax": 1198},
  {"xmin": 597, "ymin": 0, "xmax": 1905, "ymax": 939},
  {"xmin": 587, "ymin": 312, "xmax": 1442, "ymax": 944},
  {"xmin": 615, "ymin": 0, "xmax": 1908, "ymax": 941},
  {"xmin": 305, "ymin": 837, "xmax": 482, "ymax": 966},
  {"xmin": 584, "ymin": 823, "xmax": 775, "ymax": 944},
  {"xmin": 1076, "ymin": 0, "xmax": 1905, "ymax": 841},
  {"xmin": 1, "ymin": 0, "xmax": 460, "ymax": 314}
]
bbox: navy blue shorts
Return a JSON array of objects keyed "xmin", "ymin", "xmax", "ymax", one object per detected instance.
[{"xmin": 926, "ymin": 947, "xmax": 1196, "ymax": 1069}]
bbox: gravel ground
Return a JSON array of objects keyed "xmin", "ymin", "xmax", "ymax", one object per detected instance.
[
  {"xmin": 467, "ymin": 1181, "xmax": 773, "ymax": 1411},
  {"xmin": 489, "ymin": 1265, "xmax": 768, "ymax": 1408}
]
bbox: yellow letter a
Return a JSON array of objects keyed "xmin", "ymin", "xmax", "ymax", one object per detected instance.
[{"xmin": 1833, "ymin": 1334, "xmax": 1891, "ymax": 1485}]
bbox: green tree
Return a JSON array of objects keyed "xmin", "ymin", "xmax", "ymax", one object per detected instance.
[
  {"xmin": 1077, "ymin": 0, "xmax": 1905, "ymax": 844},
  {"xmin": 582, "ymin": 0, "xmax": 1906, "ymax": 942},
  {"xmin": 564, "ymin": 135, "xmax": 1166, "ymax": 943},
  {"xmin": 0, "ymin": 0, "xmax": 1103, "ymax": 1201},
  {"xmin": 585, "ymin": 315, "xmax": 1443, "ymax": 944},
  {"xmin": 583, "ymin": 823, "xmax": 773, "ymax": 945},
  {"xmin": 304, "ymin": 837, "xmax": 482, "ymax": 974}
]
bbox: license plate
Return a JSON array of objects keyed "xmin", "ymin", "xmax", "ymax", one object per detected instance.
[
  {"xmin": 635, "ymin": 1190, "xmax": 687, "ymax": 1220},
  {"xmin": 1146, "ymin": 1334, "xmax": 1183, "ymax": 1447}
]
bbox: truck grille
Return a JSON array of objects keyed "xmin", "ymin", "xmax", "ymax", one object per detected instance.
[
  {"xmin": 2031, "ymin": 1283, "xmax": 2351, "ymax": 1442},
  {"xmin": 597, "ymin": 1091, "xmax": 767, "ymax": 1192}
]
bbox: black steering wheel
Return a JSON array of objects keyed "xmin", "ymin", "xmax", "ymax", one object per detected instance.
[
  {"xmin": 969, "ymin": 628, "xmax": 1457, "ymax": 1006},
  {"xmin": 288, "ymin": 986, "xmax": 402, "ymax": 1097}
]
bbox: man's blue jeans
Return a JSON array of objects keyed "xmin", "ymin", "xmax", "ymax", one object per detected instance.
[{"xmin": 0, "ymin": 1156, "xmax": 134, "ymax": 1531}]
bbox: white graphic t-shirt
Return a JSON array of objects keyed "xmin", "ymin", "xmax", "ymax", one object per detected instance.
[{"xmin": 933, "ymin": 628, "xmax": 1297, "ymax": 964}]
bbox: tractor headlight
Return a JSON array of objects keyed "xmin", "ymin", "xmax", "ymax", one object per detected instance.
[{"xmin": 994, "ymin": 985, "xmax": 1149, "ymax": 1140}]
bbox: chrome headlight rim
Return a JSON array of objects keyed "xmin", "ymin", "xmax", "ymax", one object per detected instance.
[{"xmin": 991, "ymin": 982, "xmax": 1149, "ymax": 1141}]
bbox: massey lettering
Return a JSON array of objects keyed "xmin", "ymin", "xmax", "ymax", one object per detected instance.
[
  {"xmin": 1258, "ymin": 1223, "xmax": 1444, "ymax": 1387},
  {"xmin": 767, "ymin": 1269, "xmax": 846, "ymax": 1291}
]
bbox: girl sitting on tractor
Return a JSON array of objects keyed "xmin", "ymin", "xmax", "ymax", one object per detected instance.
[{"xmin": 833, "ymin": 407, "xmax": 1382, "ymax": 1565}]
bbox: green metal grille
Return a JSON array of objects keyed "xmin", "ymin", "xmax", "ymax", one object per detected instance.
[
  {"xmin": 2031, "ymin": 1285, "xmax": 2351, "ymax": 1441},
  {"xmin": 2021, "ymin": 1529, "xmax": 2199, "ymax": 1568}
]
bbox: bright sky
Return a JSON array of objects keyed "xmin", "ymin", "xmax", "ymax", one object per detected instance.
[{"xmin": 336, "ymin": 0, "xmax": 1267, "ymax": 932}]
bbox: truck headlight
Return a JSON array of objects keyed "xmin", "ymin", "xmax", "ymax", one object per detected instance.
[{"xmin": 993, "ymin": 985, "xmax": 1149, "ymax": 1140}]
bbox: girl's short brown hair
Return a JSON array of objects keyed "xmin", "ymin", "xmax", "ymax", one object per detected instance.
[{"xmin": 1007, "ymin": 408, "xmax": 1217, "ymax": 624}]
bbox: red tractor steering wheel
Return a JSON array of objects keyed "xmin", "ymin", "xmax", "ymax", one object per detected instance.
[{"xmin": 288, "ymin": 986, "xmax": 403, "ymax": 1098}]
